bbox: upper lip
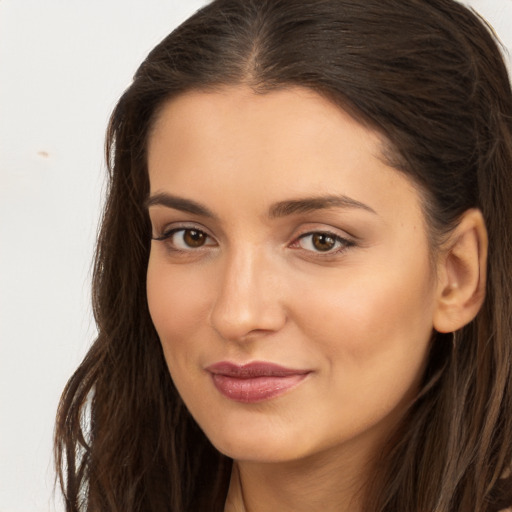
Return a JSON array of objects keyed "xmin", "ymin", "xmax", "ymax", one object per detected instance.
[{"xmin": 205, "ymin": 361, "xmax": 311, "ymax": 378}]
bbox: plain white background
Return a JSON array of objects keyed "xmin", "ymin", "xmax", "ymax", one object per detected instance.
[{"xmin": 0, "ymin": 1, "xmax": 511, "ymax": 511}]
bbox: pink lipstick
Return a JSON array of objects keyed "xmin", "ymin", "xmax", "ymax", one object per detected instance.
[{"xmin": 205, "ymin": 362, "xmax": 310, "ymax": 403}]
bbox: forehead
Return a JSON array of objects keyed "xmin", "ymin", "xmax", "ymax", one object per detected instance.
[
  {"xmin": 147, "ymin": 85, "xmax": 422, "ymax": 226},
  {"xmin": 149, "ymin": 86, "xmax": 384, "ymax": 154}
]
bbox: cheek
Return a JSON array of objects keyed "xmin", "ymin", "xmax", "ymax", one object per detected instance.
[
  {"xmin": 146, "ymin": 255, "xmax": 211, "ymax": 364},
  {"xmin": 295, "ymin": 260, "xmax": 436, "ymax": 397}
]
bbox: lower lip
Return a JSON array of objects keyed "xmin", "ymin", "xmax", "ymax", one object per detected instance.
[{"xmin": 210, "ymin": 374, "xmax": 308, "ymax": 403}]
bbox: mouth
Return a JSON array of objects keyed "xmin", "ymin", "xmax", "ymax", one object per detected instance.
[{"xmin": 205, "ymin": 361, "xmax": 311, "ymax": 403}]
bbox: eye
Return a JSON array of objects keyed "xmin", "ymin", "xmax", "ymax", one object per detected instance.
[
  {"xmin": 153, "ymin": 227, "xmax": 215, "ymax": 250},
  {"xmin": 295, "ymin": 231, "xmax": 353, "ymax": 253}
]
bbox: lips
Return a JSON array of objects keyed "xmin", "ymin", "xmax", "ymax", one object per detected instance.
[{"xmin": 205, "ymin": 361, "xmax": 310, "ymax": 403}]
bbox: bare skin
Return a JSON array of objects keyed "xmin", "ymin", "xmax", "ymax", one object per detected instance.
[{"xmin": 146, "ymin": 86, "xmax": 487, "ymax": 512}]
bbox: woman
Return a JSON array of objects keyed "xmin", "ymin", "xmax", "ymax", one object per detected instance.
[{"xmin": 55, "ymin": 0, "xmax": 512, "ymax": 510}]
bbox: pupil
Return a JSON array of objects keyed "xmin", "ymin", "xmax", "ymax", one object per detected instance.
[
  {"xmin": 312, "ymin": 233, "xmax": 335, "ymax": 251},
  {"xmin": 184, "ymin": 230, "xmax": 206, "ymax": 247}
]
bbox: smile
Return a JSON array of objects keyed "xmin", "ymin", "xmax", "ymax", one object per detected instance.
[{"xmin": 206, "ymin": 362, "xmax": 311, "ymax": 403}]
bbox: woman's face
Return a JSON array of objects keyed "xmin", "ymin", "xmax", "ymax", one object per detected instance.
[{"xmin": 146, "ymin": 86, "xmax": 438, "ymax": 464}]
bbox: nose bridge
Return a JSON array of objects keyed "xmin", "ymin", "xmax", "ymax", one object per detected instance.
[{"xmin": 209, "ymin": 243, "xmax": 285, "ymax": 341}]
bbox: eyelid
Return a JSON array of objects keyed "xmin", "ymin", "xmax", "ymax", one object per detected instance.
[
  {"xmin": 151, "ymin": 223, "xmax": 218, "ymax": 255},
  {"xmin": 296, "ymin": 232, "xmax": 352, "ymax": 248},
  {"xmin": 154, "ymin": 230, "xmax": 216, "ymax": 256},
  {"xmin": 288, "ymin": 225, "xmax": 357, "ymax": 256},
  {"xmin": 151, "ymin": 221, "xmax": 214, "ymax": 240},
  {"xmin": 151, "ymin": 220, "xmax": 357, "ymax": 256},
  {"xmin": 291, "ymin": 223, "xmax": 357, "ymax": 242}
]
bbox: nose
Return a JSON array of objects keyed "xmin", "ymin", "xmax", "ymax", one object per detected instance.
[{"xmin": 209, "ymin": 247, "xmax": 287, "ymax": 342}]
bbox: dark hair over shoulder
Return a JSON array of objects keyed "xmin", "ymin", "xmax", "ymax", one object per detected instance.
[{"xmin": 55, "ymin": 1, "xmax": 512, "ymax": 511}]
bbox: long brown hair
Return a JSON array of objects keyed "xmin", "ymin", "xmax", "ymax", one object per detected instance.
[{"xmin": 55, "ymin": 0, "xmax": 512, "ymax": 510}]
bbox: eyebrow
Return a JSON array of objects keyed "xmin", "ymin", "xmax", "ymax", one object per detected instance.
[
  {"xmin": 145, "ymin": 193, "xmax": 216, "ymax": 218},
  {"xmin": 268, "ymin": 194, "xmax": 377, "ymax": 218},
  {"xmin": 145, "ymin": 192, "xmax": 377, "ymax": 218}
]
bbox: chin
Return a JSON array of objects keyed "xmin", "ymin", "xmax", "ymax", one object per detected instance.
[
  {"xmin": 213, "ymin": 439, "xmax": 307, "ymax": 464},
  {"xmin": 199, "ymin": 417, "xmax": 319, "ymax": 464}
]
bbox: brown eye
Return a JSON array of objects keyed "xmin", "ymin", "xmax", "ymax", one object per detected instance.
[
  {"xmin": 183, "ymin": 229, "xmax": 207, "ymax": 247},
  {"xmin": 153, "ymin": 227, "xmax": 215, "ymax": 250},
  {"xmin": 296, "ymin": 231, "xmax": 352, "ymax": 254},
  {"xmin": 311, "ymin": 233, "xmax": 336, "ymax": 251}
]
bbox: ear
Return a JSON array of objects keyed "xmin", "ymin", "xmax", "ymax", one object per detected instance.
[{"xmin": 433, "ymin": 209, "xmax": 488, "ymax": 333}]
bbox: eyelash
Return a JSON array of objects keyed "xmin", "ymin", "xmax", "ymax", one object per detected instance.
[
  {"xmin": 292, "ymin": 231, "xmax": 355, "ymax": 255},
  {"xmin": 152, "ymin": 226, "xmax": 216, "ymax": 251},
  {"xmin": 152, "ymin": 226, "xmax": 355, "ymax": 256}
]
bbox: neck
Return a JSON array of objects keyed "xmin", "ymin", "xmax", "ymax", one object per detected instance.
[{"xmin": 224, "ymin": 445, "xmax": 374, "ymax": 512}]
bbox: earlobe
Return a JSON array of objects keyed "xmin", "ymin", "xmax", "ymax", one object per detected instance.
[{"xmin": 433, "ymin": 209, "xmax": 488, "ymax": 334}]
